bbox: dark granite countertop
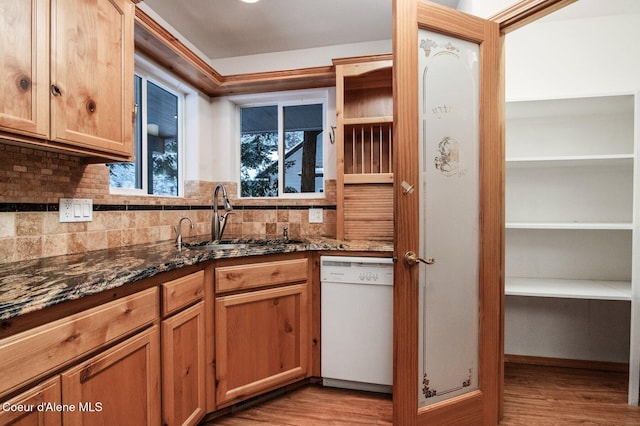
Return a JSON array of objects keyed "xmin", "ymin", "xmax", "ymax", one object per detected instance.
[{"xmin": 0, "ymin": 236, "xmax": 393, "ymax": 321}]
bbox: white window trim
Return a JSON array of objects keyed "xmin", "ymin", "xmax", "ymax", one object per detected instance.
[
  {"xmin": 110, "ymin": 55, "xmax": 189, "ymax": 198},
  {"xmin": 232, "ymin": 88, "xmax": 329, "ymax": 200}
]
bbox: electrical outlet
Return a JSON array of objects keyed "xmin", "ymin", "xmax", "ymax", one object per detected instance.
[
  {"xmin": 309, "ymin": 208, "xmax": 323, "ymax": 224},
  {"xmin": 59, "ymin": 198, "xmax": 93, "ymax": 223}
]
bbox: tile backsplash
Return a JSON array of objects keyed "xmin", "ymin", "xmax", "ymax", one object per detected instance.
[{"xmin": 0, "ymin": 143, "xmax": 336, "ymax": 264}]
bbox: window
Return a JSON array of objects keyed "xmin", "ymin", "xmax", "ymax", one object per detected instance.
[
  {"xmin": 239, "ymin": 99, "xmax": 325, "ymax": 198},
  {"xmin": 109, "ymin": 68, "xmax": 183, "ymax": 196}
]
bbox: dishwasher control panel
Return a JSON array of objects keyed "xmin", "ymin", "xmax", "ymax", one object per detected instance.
[{"xmin": 320, "ymin": 256, "xmax": 394, "ymax": 285}]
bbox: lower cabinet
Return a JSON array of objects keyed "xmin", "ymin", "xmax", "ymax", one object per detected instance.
[
  {"xmin": 215, "ymin": 283, "xmax": 309, "ymax": 406},
  {"xmin": 162, "ymin": 302, "xmax": 206, "ymax": 426},
  {"xmin": 0, "ymin": 256, "xmax": 316, "ymax": 422},
  {"xmin": 0, "ymin": 377, "xmax": 62, "ymax": 426},
  {"xmin": 60, "ymin": 325, "xmax": 161, "ymax": 425}
]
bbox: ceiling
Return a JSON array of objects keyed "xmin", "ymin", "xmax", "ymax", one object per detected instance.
[{"xmin": 141, "ymin": 0, "xmax": 460, "ymax": 60}]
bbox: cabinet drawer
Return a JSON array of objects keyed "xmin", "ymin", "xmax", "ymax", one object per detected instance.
[
  {"xmin": 216, "ymin": 258, "xmax": 308, "ymax": 293},
  {"xmin": 0, "ymin": 287, "xmax": 158, "ymax": 398},
  {"xmin": 161, "ymin": 270, "xmax": 205, "ymax": 317}
]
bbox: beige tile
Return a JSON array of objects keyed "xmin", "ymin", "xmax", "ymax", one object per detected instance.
[
  {"xmin": 16, "ymin": 236, "xmax": 42, "ymax": 261},
  {"xmin": 0, "ymin": 213, "xmax": 15, "ymax": 238},
  {"xmin": 266, "ymin": 222, "xmax": 277, "ymax": 235},
  {"xmin": 0, "ymin": 238, "xmax": 16, "ymax": 263},
  {"xmin": 67, "ymin": 233, "xmax": 88, "ymax": 254},
  {"xmin": 43, "ymin": 234, "xmax": 69, "ymax": 257},
  {"xmin": 86, "ymin": 231, "xmax": 108, "ymax": 251},
  {"xmin": 16, "ymin": 212, "xmax": 43, "ymax": 236},
  {"xmin": 107, "ymin": 230, "xmax": 122, "ymax": 248},
  {"xmin": 242, "ymin": 222, "xmax": 266, "ymax": 236},
  {"xmin": 288, "ymin": 210, "xmax": 302, "ymax": 224},
  {"xmin": 277, "ymin": 210, "xmax": 289, "ymax": 222}
]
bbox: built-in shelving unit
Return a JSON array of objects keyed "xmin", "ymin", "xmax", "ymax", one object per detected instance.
[
  {"xmin": 505, "ymin": 94, "xmax": 635, "ymax": 295},
  {"xmin": 504, "ymin": 93, "xmax": 639, "ymax": 402},
  {"xmin": 334, "ymin": 55, "xmax": 394, "ymax": 241}
]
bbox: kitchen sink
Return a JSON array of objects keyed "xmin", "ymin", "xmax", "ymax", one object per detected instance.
[{"xmin": 183, "ymin": 238, "xmax": 305, "ymax": 251}]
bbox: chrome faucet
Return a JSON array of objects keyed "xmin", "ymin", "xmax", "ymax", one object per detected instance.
[
  {"xmin": 212, "ymin": 184, "xmax": 233, "ymax": 241},
  {"xmin": 174, "ymin": 216, "xmax": 194, "ymax": 250}
]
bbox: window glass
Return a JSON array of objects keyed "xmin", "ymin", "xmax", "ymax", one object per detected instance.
[
  {"xmin": 109, "ymin": 74, "xmax": 181, "ymax": 196},
  {"xmin": 283, "ymin": 104, "xmax": 323, "ymax": 193},
  {"xmin": 240, "ymin": 105, "xmax": 279, "ymax": 197},
  {"xmin": 240, "ymin": 102, "xmax": 324, "ymax": 198},
  {"xmin": 147, "ymin": 81, "xmax": 179, "ymax": 196}
]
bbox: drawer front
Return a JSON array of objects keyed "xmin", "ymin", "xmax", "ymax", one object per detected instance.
[
  {"xmin": 0, "ymin": 287, "xmax": 158, "ymax": 398},
  {"xmin": 216, "ymin": 258, "xmax": 308, "ymax": 293},
  {"xmin": 161, "ymin": 270, "xmax": 205, "ymax": 317}
]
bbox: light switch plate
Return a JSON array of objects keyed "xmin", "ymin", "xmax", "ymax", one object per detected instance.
[
  {"xmin": 59, "ymin": 198, "xmax": 93, "ymax": 223},
  {"xmin": 309, "ymin": 208, "xmax": 323, "ymax": 223}
]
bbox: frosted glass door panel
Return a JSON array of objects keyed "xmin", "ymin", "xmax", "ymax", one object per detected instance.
[{"xmin": 417, "ymin": 29, "xmax": 480, "ymax": 407}]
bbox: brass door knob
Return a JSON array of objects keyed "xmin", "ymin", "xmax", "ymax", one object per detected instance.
[{"xmin": 404, "ymin": 251, "xmax": 435, "ymax": 267}]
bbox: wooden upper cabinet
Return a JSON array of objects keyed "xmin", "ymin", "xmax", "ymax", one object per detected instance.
[
  {"xmin": 0, "ymin": 0, "xmax": 135, "ymax": 161},
  {"xmin": 50, "ymin": 0, "xmax": 134, "ymax": 158},
  {"xmin": 0, "ymin": 0, "xmax": 49, "ymax": 139}
]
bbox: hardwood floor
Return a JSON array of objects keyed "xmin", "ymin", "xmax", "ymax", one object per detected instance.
[
  {"xmin": 501, "ymin": 363, "xmax": 640, "ymax": 425},
  {"xmin": 203, "ymin": 364, "xmax": 640, "ymax": 425}
]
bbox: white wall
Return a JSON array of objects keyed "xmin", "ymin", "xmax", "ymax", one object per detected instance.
[
  {"xmin": 506, "ymin": 13, "xmax": 640, "ymax": 100},
  {"xmin": 211, "ymin": 41, "xmax": 391, "ymax": 75},
  {"xmin": 184, "ymin": 93, "xmax": 214, "ymax": 182},
  {"xmin": 458, "ymin": 0, "xmax": 520, "ymax": 18}
]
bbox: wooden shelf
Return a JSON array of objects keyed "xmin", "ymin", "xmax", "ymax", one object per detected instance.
[
  {"xmin": 506, "ymin": 222, "xmax": 633, "ymax": 230},
  {"xmin": 344, "ymin": 173, "xmax": 393, "ymax": 184},
  {"xmin": 343, "ymin": 116, "xmax": 393, "ymax": 126},
  {"xmin": 505, "ymin": 277, "xmax": 632, "ymax": 301}
]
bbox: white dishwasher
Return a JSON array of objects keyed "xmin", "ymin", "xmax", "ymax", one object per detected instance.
[{"xmin": 320, "ymin": 255, "xmax": 393, "ymax": 393}]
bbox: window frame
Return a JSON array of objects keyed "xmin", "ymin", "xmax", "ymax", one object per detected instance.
[
  {"xmin": 234, "ymin": 89, "xmax": 328, "ymax": 200},
  {"xmin": 109, "ymin": 56, "xmax": 186, "ymax": 197}
]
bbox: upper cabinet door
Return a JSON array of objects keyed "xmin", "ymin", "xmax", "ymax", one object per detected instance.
[
  {"xmin": 50, "ymin": 0, "xmax": 134, "ymax": 158},
  {"xmin": 0, "ymin": 0, "xmax": 49, "ymax": 138}
]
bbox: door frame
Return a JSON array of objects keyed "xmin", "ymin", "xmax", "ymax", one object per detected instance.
[{"xmin": 392, "ymin": 0, "xmax": 578, "ymax": 424}]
